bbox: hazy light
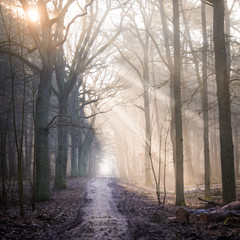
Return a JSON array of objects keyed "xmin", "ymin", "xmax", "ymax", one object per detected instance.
[
  {"xmin": 98, "ymin": 158, "xmax": 113, "ymax": 177},
  {"xmin": 27, "ymin": 8, "xmax": 39, "ymax": 23}
]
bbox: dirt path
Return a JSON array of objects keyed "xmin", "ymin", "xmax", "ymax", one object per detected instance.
[
  {"xmin": 2, "ymin": 177, "xmax": 240, "ymax": 240},
  {"xmin": 63, "ymin": 178, "xmax": 129, "ymax": 240}
]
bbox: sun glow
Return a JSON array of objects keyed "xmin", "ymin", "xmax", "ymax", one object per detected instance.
[
  {"xmin": 26, "ymin": 8, "xmax": 39, "ymax": 23},
  {"xmin": 98, "ymin": 157, "xmax": 114, "ymax": 177}
]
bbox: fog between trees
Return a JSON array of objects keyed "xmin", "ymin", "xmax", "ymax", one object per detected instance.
[{"xmin": 0, "ymin": 0, "xmax": 240, "ymax": 215}]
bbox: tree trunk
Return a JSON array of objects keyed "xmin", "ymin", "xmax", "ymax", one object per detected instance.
[
  {"xmin": 211, "ymin": 128, "xmax": 221, "ymax": 179},
  {"xmin": 84, "ymin": 134, "xmax": 94, "ymax": 177},
  {"xmin": 9, "ymin": 134, "xmax": 16, "ymax": 178},
  {"xmin": 0, "ymin": 128, "xmax": 7, "ymax": 203},
  {"xmin": 88, "ymin": 142, "xmax": 95, "ymax": 177},
  {"xmin": 225, "ymin": 1, "xmax": 231, "ymax": 77},
  {"xmin": 144, "ymin": 84, "xmax": 152, "ymax": 186},
  {"xmin": 158, "ymin": 0, "xmax": 176, "ymax": 175},
  {"xmin": 83, "ymin": 148, "xmax": 89, "ymax": 177},
  {"xmin": 225, "ymin": 2, "xmax": 239, "ymax": 179},
  {"xmin": 24, "ymin": 116, "xmax": 29, "ymax": 178},
  {"xmin": 28, "ymin": 118, "xmax": 34, "ymax": 179},
  {"xmin": 172, "ymin": 0, "xmax": 185, "ymax": 206},
  {"xmin": 71, "ymin": 127, "xmax": 78, "ymax": 177},
  {"xmin": 234, "ymin": 125, "xmax": 239, "ymax": 178},
  {"xmin": 176, "ymin": 208, "xmax": 191, "ymax": 222},
  {"xmin": 201, "ymin": 0, "xmax": 211, "ymax": 199},
  {"xmin": 78, "ymin": 142, "xmax": 85, "ymax": 177},
  {"xmin": 69, "ymin": 88, "xmax": 80, "ymax": 177},
  {"xmin": 143, "ymin": 32, "xmax": 152, "ymax": 186},
  {"xmin": 54, "ymin": 98, "xmax": 68, "ymax": 190},
  {"xmin": 182, "ymin": 126, "xmax": 195, "ymax": 184},
  {"xmin": 181, "ymin": 0, "xmax": 211, "ymax": 198},
  {"xmin": 213, "ymin": 0, "xmax": 236, "ymax": 204},
  {"xmin": 78, "ymin": 131, "xmax": 93, "ymax": 177},
  {"xmin": 35, "ymin": 67, "xmax": 52, "ymax": 201}
]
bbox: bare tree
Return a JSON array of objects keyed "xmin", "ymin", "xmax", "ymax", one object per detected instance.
[
  {"xmin": 172, "ymin": 0, "xmax": 185, "ymax": 206},
  {"xmin": 52, "ymin": 0, "xmax": 127, "ymax": 189},
  {"xmin": 212, "ymin": 0, "xmax": 236, "ymax": 204},
  {"xmin": 201, "ymin": 0, "xmax": 211, "ymax": 200}
]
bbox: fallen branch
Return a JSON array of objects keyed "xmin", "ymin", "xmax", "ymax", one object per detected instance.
[{"xmin": 198, "ymin": 197, "xmax": 221, "ymax": 207}]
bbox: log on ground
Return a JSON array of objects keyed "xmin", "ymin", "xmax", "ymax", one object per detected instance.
[
  {"xmin": 176, "ymin": 208, "xmax": 193, "ymax": 221},
  {"xmin": 199, "ymin": 210, "xmax": 240, "ymax": 223}
]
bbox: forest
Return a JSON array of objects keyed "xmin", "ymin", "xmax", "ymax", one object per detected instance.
[{"xmin": 0, "ymin": 0, "xmax": 240, "ymax": 239}]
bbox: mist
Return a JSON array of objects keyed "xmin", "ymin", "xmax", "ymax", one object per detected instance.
[{"xmin": 0, "ymin": 1, "xmax": 240, "ymax": 235}]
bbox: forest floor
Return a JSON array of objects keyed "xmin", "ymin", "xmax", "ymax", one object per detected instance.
[{"xmin": 0, "ymin": 177, "xmax": 240, "ymax": 239}]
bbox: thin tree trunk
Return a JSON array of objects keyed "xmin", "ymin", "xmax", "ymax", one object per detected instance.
[
  {"xmin": 9, "ymin": 134, "xmax": 16, "ymax": 179},
  {"xmin": 144, "ymin": 88, "xmax": 152, "ymax": 186},
  {"xmin": 28, "ymin": 117, "xmax": 34, "ymax": 179},
  {"xmin": 143, "ymin": 31, "xmax": 152, "ymax": 186},
  {"xmin": 151, "ymin": 47, "xmax": 162, "ymax": 202},
  {"xmin": 158, "ymin": 0, "xmax": 176, "ymax": 175},
  {"xmin": 181, "ymin": 0, "xmax": 211, "ymax": 197},
  {"xmin": 0, "ymin": 128, "xmax": 7, "ymax": 203},
  {"xmin": 183, "ymin": 125, "xmax": 195, "ymax": 184},
  {"xmin": 11, "ymin": 64, "xmax": 24, "ymax": 217},
  {"xmin": 78, "ymin": 142, "xmax": 85, "ymax": 177},
  {"xmin": 71, "ymin": 127, "xmax": 78, "ymax": 177},
  {"xmin": 9, "ymin": 41, "xmax": 26, "ymax": 215},
  {"xmin": 172, "ymin": 0, "xmax": 185, "ymax": 206},
  {"xmin": 78, "ymin": 130, "xmax": 93, "ymax": 177},
  {"xmin": 88, "ymin": 142, "xmax": 95, "ymax": 177},
  {"xmin": 24, "ymin": 117, "xmax": 29, "ymax": 178},
  {"xmin": 84, "ymin": 134, "xmax": 94, "ymax": 177},
  {"xmin": 31, "ymin": 80, "xmax": 36, "ymax": 211},
  {"xmin": 69, "ymin": 87, "xmax": 80, "ymax": 177},
  {"xmin": 201, "ymin": 0, "xmax": 211, "ymax": 199},
  {"xmin": 233, "ymin": 125, "xmax": 239, "ymax": 178}
]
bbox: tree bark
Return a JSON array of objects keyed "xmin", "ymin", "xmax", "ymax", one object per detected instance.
[
  {"xmin": 78, "ymin": 142, "xmax": 85, "ymax": 177},
  {"xmin": 71, "ymin": 127, "xmax": 78, "ymax": 177},
  {"xmin": 199, "ymin": 210, "xmax": 240, "ymax": 223},
  {"xmin": 176, "ymin": 208, "xmax": 191, "ymax": 221},
  {"xmin": 69, "ymin": 88, "xmax": 79, "ymax": 177},
  {"xmin": 233, "ymin": 125, "xmax": 239, "ymax": 178},
  {"xmin": 172, "ymin": 0, "xmax": 185, "ymax": 206},
  {"xmin": 213, "ymin": 0, "xmax": 236, "ymax": 204},
  {"xmin": 225, "ymin": 2, "xmax": 239, "ymax": 179},
  {"xmin": 143, "ymin": 34, "xmax": 152, "ymax": 186},
  {"xmin": 158, "ymin": 0, "xmax": 176, "ymax": 175},
  {"xmin": 54, "ymin": 97, "xmax": 68, "ymax": 190},
  {"xmin": 35, "ymin": 67, "xmax": 52, "ymax": 201},
  {"xmin": 201, "ymin": 0, "xmax": 211, "ymax": 199},
  {"xmin": 182, "ymin": 126, "xmax": 195, "ymax": 183},
  {"xmin": 0, "ymin": 127, "xmax": 7, "ymax": 203},
  {"xmin": 181, "ymin": 0, "xmax": 211, "ymax": 197}
]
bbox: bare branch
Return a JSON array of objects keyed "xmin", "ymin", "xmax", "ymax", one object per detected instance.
[
  {"xmin": 52, "ymin": 0, "xmax": 94, "ymax": 49},
  {"xmin": 50, "ymin": 0, "xmax": 75, "ymax": 24},
  {"xmin": 114, "ymin": 43, "xmax": 143, "ymax": 84},
  {"xmin": 0, "ymin": 48, "xmax": 41, "ymax": 74}
]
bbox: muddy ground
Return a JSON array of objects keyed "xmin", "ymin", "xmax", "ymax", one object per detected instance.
[{"xmin": 0, "ymin": 177, "xmax": 240, "ymax": 239}]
